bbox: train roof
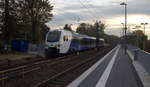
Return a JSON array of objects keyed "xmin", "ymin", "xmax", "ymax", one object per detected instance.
[
  {"xmin": 71, "ymin": 32, "xmax": 96, "ymax": 40},
  {"xmin": 49, "ymin": 29, "xmax": 97, "ymax": 40}
]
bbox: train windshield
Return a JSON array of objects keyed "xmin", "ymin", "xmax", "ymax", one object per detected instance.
[{"xmin": 47, "ymin": 31, "xmax": 61, "ymax": 42}]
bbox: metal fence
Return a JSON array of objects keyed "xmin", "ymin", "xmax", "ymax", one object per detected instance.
[{"xmin": 28, "ymin": 44, "xmax": 45, "ymax": 58}]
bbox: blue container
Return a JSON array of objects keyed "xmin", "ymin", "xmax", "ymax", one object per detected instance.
[{"xmin": 12, "ymin": 40, "xmax": 28, "ymax": 52}]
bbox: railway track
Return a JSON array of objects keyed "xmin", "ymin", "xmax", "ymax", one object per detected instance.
[
  {"xmin": 35, "ymin": 47, "xmax": 113, "ymax": 87},
  {"xmin": 0, "ymin": 54, "xmax": 75, "ymax": 83},
  {"xmin": 0, "ymin": 46, "xmax": 113, "ymax": 87}
]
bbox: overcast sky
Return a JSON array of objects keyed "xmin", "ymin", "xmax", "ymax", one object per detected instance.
[{"xmin": 47, "ymin": 0, "xmax": 150, "ymax": 39}]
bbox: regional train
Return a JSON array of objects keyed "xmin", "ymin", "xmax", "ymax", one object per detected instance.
[{"xmin": 45, "ymin": 29, "xmax": 104, "ymax": 58}]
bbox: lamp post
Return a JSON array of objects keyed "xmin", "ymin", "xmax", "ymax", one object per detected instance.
[
  {"xmin": 121, "ymin": 23, "xmax": 125, "ymax": 37},
  {"xmin": 120, "ymin": 2, "xmax": 127, "ymax": 54},
  {"xmin": 121, "ymin": 23, "xmax": 125, "ymax": 48},
  {"xmin": 141, "ymin": 23, "xmax": 148, "ymax": 50}
]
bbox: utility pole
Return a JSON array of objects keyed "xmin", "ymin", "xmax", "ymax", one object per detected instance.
[
  {"xmin": 95, "ymin": 21, "xmax": 99, "ymax": 49},
  {"xmin": 120, "ymin": 2, "xmax": 127, "ymax": 54},
  {"xmin": 96, "ymin": 21, "xmax": 98, "ymax": 48},
  {"xmin": 125, "ymin": 3, "xmax": 127, "ymax": 54},
  {"xmin": 121, "ymin": 23, "xmax": 125, "ymax": 48}
]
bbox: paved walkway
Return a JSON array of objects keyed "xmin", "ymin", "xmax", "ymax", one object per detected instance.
[{"xmin": 68, "ymin": 45, "xmax": 143, "ymax": 87}]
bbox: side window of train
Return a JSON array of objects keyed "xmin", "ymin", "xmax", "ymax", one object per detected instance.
[
  {"xmin": 63, "ymin": 36, "xmax": 65, "ymax": 41},
  {"xmin": 66, "ymin": 36, "xmax": 68, "ymax": 41},
  {"xmin": 63, "ymin": 36, "xmax": 68, "ymax": 41}
]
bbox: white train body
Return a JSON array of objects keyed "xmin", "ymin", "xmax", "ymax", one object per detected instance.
[
  {"xmin": 45, "ymin": 30, "xmax": 72, "ymax": 54},
  {"xmin": 45, "ymin": 29, "xmax": 104, "ymax": 57}
]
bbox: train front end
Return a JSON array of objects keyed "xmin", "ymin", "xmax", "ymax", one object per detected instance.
[{"xmin": 45, "ymin": 30, "xmax": 61, "ymax": 58}]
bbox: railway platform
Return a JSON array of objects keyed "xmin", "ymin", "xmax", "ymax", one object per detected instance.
[{"xmin": 68, "ymin": 45, "xmax": 150, "ymax": 87}]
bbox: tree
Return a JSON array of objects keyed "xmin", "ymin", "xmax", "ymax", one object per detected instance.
[
  {"xmin": 41, "ymin": 24, "xmax": 50, "ymax": 41},
  {"xmin": 77, "ymin": 23, "xmax": 96, "ymax": 36},
  {"xmin": 77, "ymin": 23, "xmax": 89, "ymax": 35},
  {"xmin": 93, "ymin": 21, "xmax": 105, "ymax": 38},
  {"xmin": 0, "ymin": 0, "xmax": 53, "ymax": 44},
  {"xmin": 0, "ymin": 0, "xmax": 19, "ymax": 43},
  {"xmin": 17, "ymin": 0, "xmax": 53, "ymax": 43},
  {"xmin": 76, "ymin": 22, "xmax": 120, "ymax": 46},
  {"xmin": 103, "ymin": 34, "xmax": 120, "ymax": 45},
  {"xmin": 64, "ymin": 24, "xmax": 72, "ymax": 31},
  {"xmin": 76, "ymin": 21, "xmax": 105, "ymax": 38},
  {"xmin": 133, "ymin": 30, "xmax": 148, "ymax": 49},
  {"xmin": 0, "ymin": 2, "xmax": 3, "ymax": 39},
  {"xmin": 0, "ymin": 0, "xmax": 53, "ymax": 53}
]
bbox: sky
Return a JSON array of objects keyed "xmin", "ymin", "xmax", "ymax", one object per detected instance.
[{"xmin": 46, "ymin": 0, "xmax": 150, "ymax": 39}]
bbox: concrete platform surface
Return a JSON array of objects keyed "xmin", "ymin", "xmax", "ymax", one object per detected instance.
[
  {"xmin": 127, "ymin": 48, "xmax": 150, "ymax": 87},
  {"xmin": 68, "ymin": 45, "xmax": 143, "ymax": 87}
]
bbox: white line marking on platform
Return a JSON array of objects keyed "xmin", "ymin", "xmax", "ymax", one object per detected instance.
[
  {"xmin": 95, "ymin": 45, "xmax": 120, "ymax": 87},
  {"xmin": 67, "ymin": 46, "xmax": 119, "ymax": 87},
  {"xmin": 127, "ymin": 50, "xmax": 134, "ymax": 61}
]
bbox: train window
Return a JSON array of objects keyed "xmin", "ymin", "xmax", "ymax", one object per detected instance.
[
  {"xmin": 63, "ymin": 36, "xmax": 68, "ymax": 41},
  {"xmin": 66, "ymin": 36, "xmax": 68, "ymax": 41},
  {"xmin": 63, "ymin": 36, "xmax": 65, "ymax": 41},
  {"xmin": 66, "ymin": 37, "xmax": 68, "ymax": 41},
  {"xmin": 47, "ymin": 31, "xmax": 61, "ymax": 42}
]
